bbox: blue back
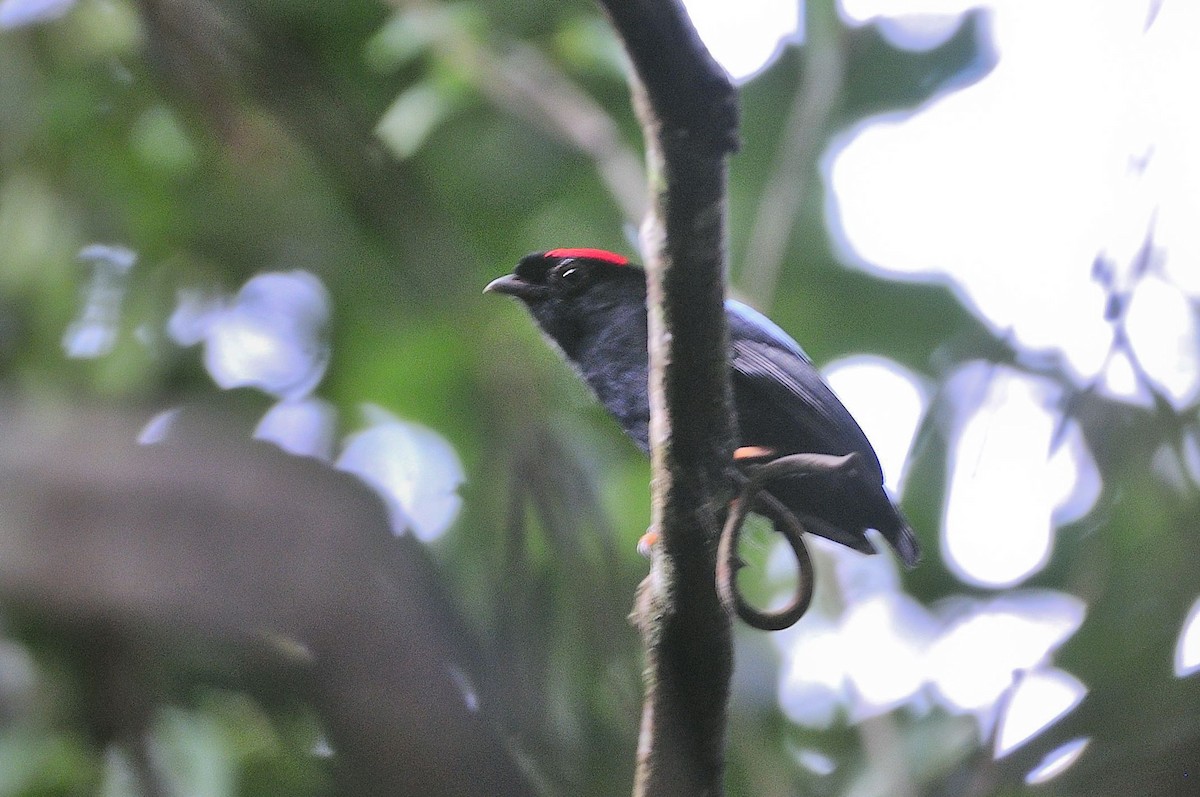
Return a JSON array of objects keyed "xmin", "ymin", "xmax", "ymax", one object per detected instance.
[{"xmin": 725, "ymin": 299, "xmax": 810, "ymax": 361}]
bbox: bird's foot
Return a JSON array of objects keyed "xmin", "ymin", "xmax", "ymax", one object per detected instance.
[{"xmin": 637, "ymin": 525, "xmax": 659, "ymax": 558}]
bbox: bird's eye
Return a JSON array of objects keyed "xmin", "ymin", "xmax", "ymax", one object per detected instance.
[{"xmin": 552, "ymin": 263, "xmax": 584, "ymax": 285}]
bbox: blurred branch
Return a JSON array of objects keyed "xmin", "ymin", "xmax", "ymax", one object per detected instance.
[
  {"xmin": 388, "ymin": 0, "xmax": 648, "ymax": 220},
  {"xmin": 388, "ymin": 0, "xmax": 647, "ymax": 222},
  {"xmin": 491, "ymin": 429, "xmax": 641, "ymax": 791},
  {"xmin": 740, "ymin": 0, "xmax": 844, "ymax": 309},
  {"xmin": 593, "ymin": 1, "xmax": 740, "ymax": 795},
  {"xmin": 0, "ymin": 401, "xmax": 535, "ymax": 797},
  {"xmin": 474, "ymin": 43, "xmax": 647, "ymax": 223}
]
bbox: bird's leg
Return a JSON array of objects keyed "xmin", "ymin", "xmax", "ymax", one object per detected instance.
[
  {"xmin": 717, "ymin": 452, "xmax": 861, "ymax": 631},
  {"xmin": 733, "ymin": 445, "xmax": 776, "ymax": 463},
  {"xmin": 750, "ymin": 451, "xmax": 861, "ymax": 482}
]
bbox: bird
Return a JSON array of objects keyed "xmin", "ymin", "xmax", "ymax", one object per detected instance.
[{"xmin": 485, "ymin": 248, "xmax": 920, "ymax": 567}]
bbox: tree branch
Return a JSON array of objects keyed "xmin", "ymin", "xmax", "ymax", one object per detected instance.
[
  {"xmin": 593, "ymin": 2, "xmax": 739, "ymax": 795},
  {"xmin": 0, "ymin": 401, "xmax": 535, "ymax": 797}
]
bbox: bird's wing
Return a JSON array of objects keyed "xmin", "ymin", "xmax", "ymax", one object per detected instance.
[
  {"xmin": 727, "ymin": 309, "xmax": 885, "ymax": 484},
  {"xmin": 725, "ymin": 302, "xmax": 920, "ymax": 565},
  {"xmin": 726, "ymin": 300, "xmax": 810, "ymax": 360}
]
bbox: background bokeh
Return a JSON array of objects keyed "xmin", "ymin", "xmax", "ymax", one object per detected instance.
[{"xmin": 1, "ymin": 0, "xmax": 1197, "ymax": 794}]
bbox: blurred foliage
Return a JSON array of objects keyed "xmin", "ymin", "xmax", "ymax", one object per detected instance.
[{"xmin": 0, "ymin": 0, "xmax": 1198, "ymax": 795}]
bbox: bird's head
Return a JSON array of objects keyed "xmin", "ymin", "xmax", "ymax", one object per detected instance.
[
  {"xmin": 485, "ymin": 248, "xmax": 633, "ymax": 301},
  {"xmin": 485, "ymin": 249, "xmax": 646, "ymax": 350}
]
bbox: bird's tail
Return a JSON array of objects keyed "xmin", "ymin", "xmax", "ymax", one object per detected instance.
[{"xmin": 878, "ymin": 510, "xmax": 921, "ymax": 568}]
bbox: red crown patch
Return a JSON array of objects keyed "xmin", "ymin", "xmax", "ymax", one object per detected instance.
[{"xmin": 545, "ymin": 248, "xmax": 629, "ymax": 266}]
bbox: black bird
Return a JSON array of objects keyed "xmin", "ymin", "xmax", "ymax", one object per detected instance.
[{"xmin": 485, "ymin": 248, "xmax": 919, "ymax": 567}]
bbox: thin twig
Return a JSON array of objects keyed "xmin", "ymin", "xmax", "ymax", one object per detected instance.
[
  {"xmin": 717, "ymin": 493, "xmax": 814, "ymax": 632},
  {"xmin": 717, "ymin": 453, "xmax": 859, "ymax": 631}
]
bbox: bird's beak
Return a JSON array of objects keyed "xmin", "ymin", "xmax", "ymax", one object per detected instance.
[{"xmin": 484, "ymin": 273, "xmax": 531, "ymax": 297}]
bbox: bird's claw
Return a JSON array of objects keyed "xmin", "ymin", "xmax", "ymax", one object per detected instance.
[{"xmin": 637, "ymin": 526, "xmax": 659, "ymax": 558}]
